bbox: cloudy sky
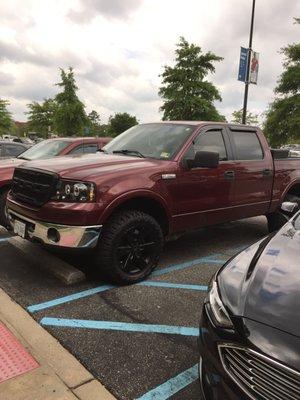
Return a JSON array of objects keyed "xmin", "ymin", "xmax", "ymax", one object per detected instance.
[{"xmin": 0, "ymin": 0, "xmax": 299, "ymax": 123}]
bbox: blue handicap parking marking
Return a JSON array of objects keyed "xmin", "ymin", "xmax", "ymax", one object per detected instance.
[
  {"xmin": 27, "ymin": 253, "xmax": 224, "ymax": 313},
  {"xmin": 27, "ymin": 279, "xmax": 206, "ymax": 313},
  {"xmin": 139, "ymin": 281, "xmax": 208, "ymax": 291},
  {"xmin": 41, "ymin": 317, "xmax": 199, "ymax": 337},
  {"xmin": 151, "ymin": 255, "xmax": 225, "ymax": 278},
  {"xmin": 26, "ymin": 250, "xmax": 234, "ymax": 398},
  {"xmin": 27, "ymin": 284, "xmax": 115, "ymax": 313},
  {"xmin": 137, "ymin": 364, "xmax": 199, "ymax": 400}
]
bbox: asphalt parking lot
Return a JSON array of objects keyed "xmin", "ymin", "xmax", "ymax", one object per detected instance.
[{"xmin": 0, "ymin": 216, "xmax": 268, "ymax": 399}]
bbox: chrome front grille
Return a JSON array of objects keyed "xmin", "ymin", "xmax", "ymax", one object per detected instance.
[{"xmin": 219, "ymin": 344, "xmax": 300, "ymax": 400}]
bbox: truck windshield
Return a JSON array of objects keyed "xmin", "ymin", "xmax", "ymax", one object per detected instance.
[
  {"xmin": 18, "ymin": 140, "xmax": 69, "ymax": 161},
  {"xmin": 103, "ymin": 123, "xmax": 196, "ymax": 160}
]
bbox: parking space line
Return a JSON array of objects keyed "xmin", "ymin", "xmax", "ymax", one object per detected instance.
[
  {"xmin": 139, "ymin": 282, "xmax": 208, "ymax": 291},
  {"xmin": 151, "ymin": 255, "xmax": 225, "ymax": 277},
  {"xmin": 27, "ymin": 284, "xmax": 115, "ymax": 313},
  {"xmin": 137, "ymin": 364, "xmax": 199, "ymax": 400},
  {"xmin": 40, "ymin": 318, "xmax": 199, "ymax": 336},
  {"xmin": 27, "ymin": 255, "xmax": 225, "ymax": 313},
  {"xmin": 28, "ymin": 280, "xmax": 207, "ymax": 314}
]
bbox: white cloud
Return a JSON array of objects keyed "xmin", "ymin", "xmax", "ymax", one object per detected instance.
[{"xmin": 0, "ymin": 0, "xmax": 299, "ymax": 123}]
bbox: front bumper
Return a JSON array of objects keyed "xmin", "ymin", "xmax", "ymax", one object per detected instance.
[
  {"xmin": 198, "ymin": 304, "xmax": 250, "ymax": 400},
  {"xmin": 8, "ymin": 209, "xmax": 102, "ymax": 248}
]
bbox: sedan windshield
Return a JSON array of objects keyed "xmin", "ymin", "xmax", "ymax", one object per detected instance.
[
  {"xmin": 103, "ymin": 123, "xmax": 196, "ymax": 160},
  {"xmin": 18, "ymin": 140, "xmax": 70, "ymax": 161}
]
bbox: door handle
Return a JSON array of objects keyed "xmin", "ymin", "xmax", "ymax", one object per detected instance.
[
  {"xmin": 262, "ymin": 169, "xmax": 272, "ymax": 176},
  {"xmin": 224, "ymin": 170, "xmax": 235, "ymax": 180}
]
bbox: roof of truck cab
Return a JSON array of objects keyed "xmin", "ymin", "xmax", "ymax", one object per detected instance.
[
  {"xmin": 144, "ymin": 121, "xmax": 259, "ymax": 129},
  {"xmin": 46, "ymin": 137, "xmax": 109, "ymax": 142}
]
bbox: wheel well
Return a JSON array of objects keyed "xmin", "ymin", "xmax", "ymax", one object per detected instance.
[
  {"xmin": 108, "ymin": 197, "xmax": 170, "ymax": 235},
  {"xmin": 286, "ymin": 184, "xmax": 300, "ymax": 198}
]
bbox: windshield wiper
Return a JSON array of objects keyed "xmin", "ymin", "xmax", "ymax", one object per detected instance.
[
  {"xmin": 17, "ymin": 156, "xmax": 30, "ymax": 160},
  {"xmin": 113, "ymin": 149, "xmax": 145, "ymax": 158}
]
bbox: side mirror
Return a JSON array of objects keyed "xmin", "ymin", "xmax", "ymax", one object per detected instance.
[
  {"xmin": 281, "ymin": 201, "xmax": 299, "ymax": 214},
  {"xmin": 187, "ymin": 151, "xmax": 219, "ymax": 169}
]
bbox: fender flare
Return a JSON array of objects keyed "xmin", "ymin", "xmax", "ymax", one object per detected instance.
[{"xmin": 99, "ymin": 189, "xmax": 172, "ymax": 225}]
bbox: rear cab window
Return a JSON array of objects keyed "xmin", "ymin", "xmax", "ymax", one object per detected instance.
[
  {"xmin": 84, "ymin": 143, "xmax": 99, "ymax": 154},
  {"xmin": 230, "ymin": 130, "xmax": 264, "ymax": 160}
]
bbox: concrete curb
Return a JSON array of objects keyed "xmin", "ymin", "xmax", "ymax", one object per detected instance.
[
  {"xmin": 8, "ymin": 237, "xmax": 86, "ymax": 285},
  {"xmin": 0, "ymin": 288, "xmax": 116, "ymax": 400}
]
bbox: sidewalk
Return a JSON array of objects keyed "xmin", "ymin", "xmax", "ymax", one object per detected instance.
[{"xmin": 0, "ymin": 288, "xmax": 116, "ymax": 400}]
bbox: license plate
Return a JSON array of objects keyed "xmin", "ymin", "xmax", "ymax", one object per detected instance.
[{"xmin": 14, "ymin": 220, "xmax": 26, "ymax": 238}]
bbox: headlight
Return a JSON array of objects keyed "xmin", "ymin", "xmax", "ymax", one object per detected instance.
[
  {"xmin": 208, "ymin": 279, "xmax": 233, "ymax": 329},
  {"xmin": 51, "ymin": 180, "xmax": 96, "ymax": 203}
]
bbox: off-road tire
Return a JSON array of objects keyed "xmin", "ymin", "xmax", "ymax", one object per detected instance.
[{"xmin": 95, "ymin": 210, "xmax": 163, "ymax": 284}]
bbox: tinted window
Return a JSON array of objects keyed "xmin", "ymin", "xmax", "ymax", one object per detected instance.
[
  {"xmin": 185, "ymin": 130, "xmax": 227, "ymax": 161},
  {"xmin": 84, "ymin": 144, "xmax": 98, "ymax": 154},
  {"xmin": 232, "ymin": 131, "xmax": 263, "ymax": 160},
  {"xmin": 68, "ymin": 145, "xmax": 84, "ymax": 155},
  {"xmin": 4, "ymin": 144, "xmax": 25, "ymax": 157}
]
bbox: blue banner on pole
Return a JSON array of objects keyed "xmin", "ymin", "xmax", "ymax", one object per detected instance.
[{"xmin": 238, "ymin": 47, "xmax": 249, "ymax": 82}]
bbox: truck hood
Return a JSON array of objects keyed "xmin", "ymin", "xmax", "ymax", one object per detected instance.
[
  {"xmin": 21, "ymin": 153, "xmax": 167, "ymax": 181},
  {"xmin": 218, "ymin": 218, "xmax": 300, "ymax": 337},
  {"xmin": 0, "ymin": 158, "xmax": 24, "ymax": 168}
]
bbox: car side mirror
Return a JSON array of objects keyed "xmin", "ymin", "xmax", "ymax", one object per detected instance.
[
  {"xmin": 281, "ymin": 201, "xmax": 299, "ymax": 215},
  {"xmin": 187, "ymin": 151, "xmax": 219, "ymax": 169}
]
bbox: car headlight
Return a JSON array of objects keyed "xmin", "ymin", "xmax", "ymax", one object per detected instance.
[
  {"xmin": 208, "ymin": 279, "xmax": 233, "ymax": 329},
  {"xmin": 51, "ymin": 180, "xmax": 96, "ymax": 203}
]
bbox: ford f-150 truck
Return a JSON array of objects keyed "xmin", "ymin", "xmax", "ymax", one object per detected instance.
[{"xmin": 6, "ymin": 122, "xmax": 300, "ymax": 283}]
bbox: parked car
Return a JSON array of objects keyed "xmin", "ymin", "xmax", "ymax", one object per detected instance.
[
  {"xmin": 198, "ymin": 202, "xmax": 300, "ymax": 400},
  {"xmin": 280, "ymin": 143, "xmax": 300, "ymax": 158},
  {"xmin": 0, "ymin": 141, "xmax": 30, "ymax": 159},
  {"xmin": 289, "ymin": 145, "xmax": 300, "ymax": 158},
  {"xmin": 0, "ymin": 136, "xmax": 111, "ymax": 227},
  {"xmin": 11, "ymin": 137, "xmax": 34, "ymax": 145},
  {"xmin": 6, "ymin": 122, "xmax": 300, "ymax": 283}
]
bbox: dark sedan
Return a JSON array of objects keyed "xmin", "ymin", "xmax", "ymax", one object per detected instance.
[
  {"xmin": 0, "ymin": 141, "xmax": 30, "ymax": 159},
  {"xmin": 199, "ymin": 204, "xmax": 300, "ymax": 400}
]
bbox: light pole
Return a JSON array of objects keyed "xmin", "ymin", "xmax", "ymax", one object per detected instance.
[{"xmin": 242, "ymin": 0, "xmax": 256, "ymax": 124}]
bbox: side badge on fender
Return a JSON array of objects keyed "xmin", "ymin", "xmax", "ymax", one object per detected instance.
[{"xmin": 161, "ymin": 174, "xmax": 176, "ymax": 180}]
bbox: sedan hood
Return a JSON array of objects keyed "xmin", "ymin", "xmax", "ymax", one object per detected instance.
[
  {"xmin": 218, "ymin": 219, "xmax": 300, "ymax": 337},
  {"xmin": 20, "ymin": 153, "xmax": 166, "ymax": 181}
]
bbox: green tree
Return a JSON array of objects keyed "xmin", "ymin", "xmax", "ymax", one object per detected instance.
[
  {"xmin": 0, "ymin": 99, "xmax": 13, "ymax": 135},
  {"xmin": 159, "ymin": 37, "xmax": 225, "ymax": 121},
  {"xmin": 55, "ymin": 67, "xmax": 87, "ymax": 136},
  {"xmin": 109, "ymin": 112, "xmax": 138, "ymax": 136},
  {"xmin": 231, "ymin": 109, "xmax": 259, "ymax": 125},
  {"xmin": 264, "ymin": 20, "xmax": 300, "ymax": 147},
  {"xmin": 87, "ymin": 110, "xmax": 101, "ymax": 136},
  {"xmin": 26, "ymin": 98, "xmax": 57, "ymax": 137}
]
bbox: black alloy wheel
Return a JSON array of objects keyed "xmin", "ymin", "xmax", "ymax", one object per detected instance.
[{"xmin": 96, "ymin": 210, "xmax": 163, "ymax": 284}]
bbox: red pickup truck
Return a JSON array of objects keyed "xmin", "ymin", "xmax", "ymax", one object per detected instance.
[
  {"xmin": 0, "ymin": 137, "xmax": 111, "ymax": 227},
  {"xmin": 6, "ymin": 122, "xmax": 300, "ymax": 283}
]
